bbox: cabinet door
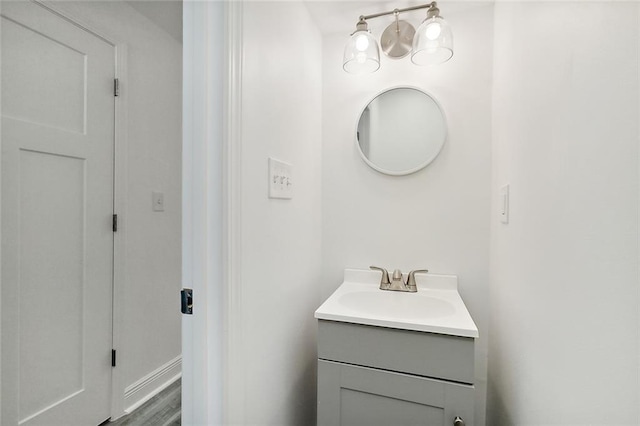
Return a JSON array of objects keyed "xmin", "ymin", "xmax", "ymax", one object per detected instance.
[{"xmin": 318, "ymin": 360, "xmax": 474, "ymax": 426}]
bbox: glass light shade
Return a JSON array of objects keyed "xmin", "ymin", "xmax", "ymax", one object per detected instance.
[
  {"xmin": 343, "ymin": 30, "xmax": 380, "ymax": 74},
  {"xmin": 411, "ymin": 16, "xmax": 453, "ymax": 66}
]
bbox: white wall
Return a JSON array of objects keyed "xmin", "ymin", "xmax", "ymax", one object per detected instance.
[
  {"xmin": 0, "ymin": 2, "xmax": 4, "ymax": 421},
  {"xmin": 488, "ymin": 2, "xmax": 639, "ymax": 425},
  {"xmin": 321, "ymin": 3, "xmax": 494, "ymax": 425},
  {"xmin": 39, "ymin": 0, "xmax": 182, "ymax": 416},
  {"xmin": 236, "ymin": 2, "xmax": 323, "ymax": 425}
]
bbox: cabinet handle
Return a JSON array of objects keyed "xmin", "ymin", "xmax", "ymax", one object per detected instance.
[{"xmin": 454, "ymin": 416, "xmax": 465, "ymax": 426}]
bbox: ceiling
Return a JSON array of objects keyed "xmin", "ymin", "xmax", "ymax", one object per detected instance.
[
  {"xmin": 120, "ymin": 1, "xmax": 485, "ymax": 46},
  {"xmin": 126, "ymin": 0, "xmax": 183, "ymax": 43},
  {"xmin": 306, "ymin": 0, "xmax": 422, "ymax": 35}
]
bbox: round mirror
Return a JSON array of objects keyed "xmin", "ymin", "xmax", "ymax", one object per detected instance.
[{"xmin": 356, "ymin": 87, "xmax": 447, "ymax": 175}]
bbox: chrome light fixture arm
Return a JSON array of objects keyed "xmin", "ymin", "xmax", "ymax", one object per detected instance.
[{"xmin": 358, "ymin": 2, "xmax": 439, "ymax": 22}]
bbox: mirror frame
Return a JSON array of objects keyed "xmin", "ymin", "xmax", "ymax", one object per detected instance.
[{"xmin": 355, "ymin": 86, "xmax": 448, "ymax": 176}]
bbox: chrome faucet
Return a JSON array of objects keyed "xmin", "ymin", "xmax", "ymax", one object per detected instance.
[{"xmin": 370, "ymin": 266, "xmax": 428, "ymax": 292}]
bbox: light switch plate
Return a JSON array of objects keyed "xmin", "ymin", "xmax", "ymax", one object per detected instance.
[
  {"xmin": 500, "ymin": 184, "xmax": 509, "ymax": 224},
  {"xmin": 268, "ymin": 158, "xmax": 292, "ymax": 199},
  {"xmin": 152, "ymin": 191, "xmax": 165, "ymax": 212}
]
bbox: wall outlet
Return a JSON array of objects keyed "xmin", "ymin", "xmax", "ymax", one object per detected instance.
[{"xmin": 268, "ymin": 158, "xmax": 293, "ymax": 199}]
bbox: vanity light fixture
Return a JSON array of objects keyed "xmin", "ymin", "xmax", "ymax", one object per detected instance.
[
  {"xmin": 343, "ymin": 17, "xmax": 381, "ymax": 74},
  {"xmin": 342, "ymin": 2, "xmax": 453, "ymax": 74}
]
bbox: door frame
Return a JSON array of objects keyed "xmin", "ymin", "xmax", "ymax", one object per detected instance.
[
  {"xmin": 0, "ymin": 1, "xmax": 130, "ymax": 421},
  {"xmin": 223, "ymin": 4, "xmax": 245, "ymax": 424},
  {"xmin": 181, "ymin": 1, "xmax": 244, "ymax": 424}
]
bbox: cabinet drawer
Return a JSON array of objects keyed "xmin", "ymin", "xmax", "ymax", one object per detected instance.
[
  {"xmin": 318, "ymin": 360, "xmax": 474, "ymax": 426},
  {"xmin": 318, "ymin": 320, "xmax": 474, "ymax": 384}
]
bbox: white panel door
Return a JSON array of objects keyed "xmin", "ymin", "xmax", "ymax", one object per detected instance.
[{"xmin": 1, "ymin": 2, "xmax": 115, "ymax": 425}]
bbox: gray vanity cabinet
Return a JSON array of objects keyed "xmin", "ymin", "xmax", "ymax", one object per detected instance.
[{"xmin": 317, "ymin": 320, "xmax": 475, "ymax": 426}]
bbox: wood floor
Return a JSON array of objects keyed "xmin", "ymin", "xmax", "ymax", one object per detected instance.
[{"xmin": 107, "ymin": 379, "xmax": 181, "ymax": 426}]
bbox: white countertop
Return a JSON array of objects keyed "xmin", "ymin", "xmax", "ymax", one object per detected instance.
[{"xmin": 315, "ymin": 269, "xmax": 479, "ymax": 338}]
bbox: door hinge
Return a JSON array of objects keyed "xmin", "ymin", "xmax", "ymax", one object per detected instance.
[
  {"xmin": 114, "ymin": 78, "xmax": 120, "ymax": 97},
  {"xmin": 112, "ymin": 214, "xmax": 118, "ymax": 232},
  {"xmin": 112, "ymin": 349, "xmax": 117, "ymax": 367}
]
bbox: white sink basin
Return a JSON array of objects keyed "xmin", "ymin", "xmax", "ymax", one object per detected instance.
[
  {"xmin": 315, "ymin": 269, "xmax": 478, "ymax": 338},
  {"xmin": 338, "ymin": 291, "xmax": 456, "ymax": 320}
]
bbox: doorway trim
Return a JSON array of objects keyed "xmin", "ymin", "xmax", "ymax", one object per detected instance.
[
  {"xmin": 111, "ymin": 42, "xmax": 129, "ymax": 421},
  {"xmin": 223, "ymin": 1, "xmax": 245, "ymax": 424},
  {"xmin": 28, "ymin": 1, "xmax": 130, "ymax": 421},
  {"xmin": 180, "ymin": 1, "xmax": 246, "ymax": 423}
]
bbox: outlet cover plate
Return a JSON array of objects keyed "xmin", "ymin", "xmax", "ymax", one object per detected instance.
[{"xmin": 268, "ymin": 158, "xmax": 292, "ymax": 199}]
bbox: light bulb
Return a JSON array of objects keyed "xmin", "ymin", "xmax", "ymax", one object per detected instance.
[
  {"xmin": 355, "ymin": 33, "xmax": 370, "ymax": 51},
  {"xmin": 343, "ymin": 20, "xmax": 380, "ymax": 74},
  {"xmin": 425, "ymin": 21, "xmax": 441, "ymax": 40}
]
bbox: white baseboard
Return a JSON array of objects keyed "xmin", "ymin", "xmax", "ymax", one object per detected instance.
[{"xmin": 124, "ymin": 355, "xmax": 182, "ymax": 414}]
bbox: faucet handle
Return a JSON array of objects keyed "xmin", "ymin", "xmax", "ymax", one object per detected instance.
[
  {"xmin": 407, "ymin": 269, "xmax": 429, "ymax": 292},
  {"xmin": 370, "ymin": 266, "xmax": 390, "ymax": 289}
]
